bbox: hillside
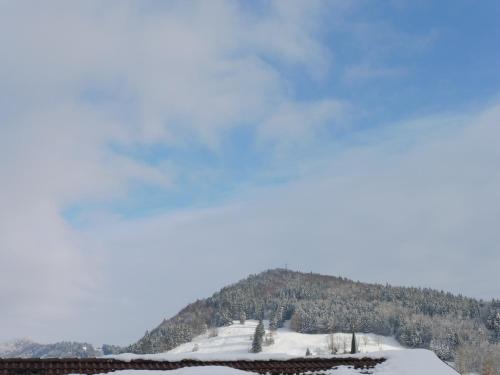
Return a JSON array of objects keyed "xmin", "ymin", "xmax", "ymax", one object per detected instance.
[
  {"xmin": 167, "ymin": 320, "xmax": 403, "ymax": 356},
  {"xmin": 109, "ymin": 323, "xmax": 456, "ymax": 374},
  {"xmin": 0, "ymin": 338, "xmax": 98, "ymax": 358},
  {"xmin": 124, "ymin": 269, "xmax": 499, "ymax": 373}
]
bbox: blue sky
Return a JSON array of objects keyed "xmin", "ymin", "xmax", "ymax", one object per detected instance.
[
  {"xmin": 1, "ymin": 0, "xmax": 500, "ymax": 345},
  {"xmin": 63, "ymin": 0, "xmax": 500, "ymax": 223}
]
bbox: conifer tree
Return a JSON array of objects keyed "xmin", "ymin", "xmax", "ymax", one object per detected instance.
[
  {"xmin": 351, "ymin": 331, "xmax": 357, "ymax": 354},
  {"xmin": 240, "ymin": 311, "xmax": 246, "ymax": 325},
  {"xmin": 269, "ymin": 306, "xmax": 283, "ymax": 331},
  {"xmin": 306, "ymin": 347, "xmax": 311, "ymax": 356},
  {"xmin": 251, "ymin": 320, "xmax": 265, "ymax": 353},
  {"xmin": 276, "ymin": 306, "xmax": 284, "ymax": 328},
  {"xmin": 269, "ymin": 315, "xmax": 277, "ymax": 331}
]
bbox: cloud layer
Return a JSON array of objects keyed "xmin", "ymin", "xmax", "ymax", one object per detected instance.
[
  {"xmin": 87, "ymin": 103, "xmax": 500, "ymax": 345},
  {"xmin": 0, "ymin": 0, "xmax": 344, "ymax": 343},
  {"xmin": 0, "ymin": 1, "xmax": 499, "ymax": 346}
]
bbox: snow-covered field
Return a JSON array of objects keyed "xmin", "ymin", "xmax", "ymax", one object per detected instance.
[
  {"xmin": 111, "ymin": 320, "xmax": 402, "ymax": 361},
  {"xmin": 169, "ymin": 320, "xmax": 402, "ymax": 357},
  {"xmin": 107, "ymin": 321, "xmax": 457, "ymax": 374}
]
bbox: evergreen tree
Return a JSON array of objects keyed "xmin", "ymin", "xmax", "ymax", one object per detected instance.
[
  {"xmin": 269, "ymin": 305, "xmax": 284, "ymax": 331},
  {"xmin": 351, "ymin": 332, "xmax": 357, "ymax": 354},
  {"xmin": 305, "ymin": 347, "xmax": 311, "ymax": 356},
  {"xmin": 257, "ymin": 319, "xmax": 265, "ymax": 336},
  {"xmin": 269, "ymin": 314, "xmax": 278, "ymax": 331},
  {"xmin": 251, "ymin": 320, "xmax": 265, "ymax": 353},
  {"xmin": 214, "ymin": 310, "xmax": 233, "ymax": 326},
  {"xmin": 485, "ymin": 302, "xmax": 500, "ymax": 342}
]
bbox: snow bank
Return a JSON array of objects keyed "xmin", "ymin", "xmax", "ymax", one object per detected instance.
[
  {"xmin": 85, "ymin": 368, "xmax": 362, "ymax": 375},
  {"xmin": 100, "ymin": 351, "xmax": 457, "ymax": 374},
  {"xmin": 370, "ymin": 349, "xmax": 458, "ymax": 375},
  {"xmin": 72, "ymin": 368, "xmax": 248, "ymax": 375}
]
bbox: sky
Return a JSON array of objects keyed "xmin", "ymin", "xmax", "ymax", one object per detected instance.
[{"xmin": 1, "ymin": 0, "xmax": 500, "ymax": 347}]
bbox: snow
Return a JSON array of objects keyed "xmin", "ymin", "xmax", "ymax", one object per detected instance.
[
  {"xmin": 71, "ymin": 368, "xmax": 249, "ymax": 375},
  {"xmin": 76, "ymin": 368, "xmax": 358, "ymax": 375},
  {"xmin": 377, "ymin": 349, "xmax": 459, "ymax": 374},
  {"xmin": 107, "ymin": 321, "xmax": 457, "ymax": 374},
  {"xmin": 111, "ymin": 320, "xmax": 402, "ymax": 361},
  {"xmin": 0, "ymin": 338, "xmax": 34, "ymax": 354},
  {"xmin": 171, "ymin": 320, "xmax": 402, "ymax": 357},
  {"xmin": 92, "ymin": 351, "xmax": 459, "ymax": 375}
]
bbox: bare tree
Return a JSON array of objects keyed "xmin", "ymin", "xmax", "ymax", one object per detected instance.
[
  {"xmin": 361, "ymin": 336, "xmax": 369, "ymax": 352},
  {"xmin": 264, "ymin": 332, "xmax": 275, "ymax": 346},
  {"xmin": 342, "ymin": 336, "xmax": 348, "ymax": 354},
  {"xmin": 326, "ymin": 334, "xmax": 337, "ymax": 354},
  {"xmin": 207, "ymin": 328, "xmax": 218, "ymax": 338}
]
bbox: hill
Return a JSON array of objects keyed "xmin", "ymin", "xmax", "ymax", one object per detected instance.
[
  {"xmin": 108, "ymin": 322, "xmax": 457, "ymax": 374},
  {"xmin": 0, "ymin": 338, "xmax": 98, "ymax": 358},
  {"xmin": 123, "ymin": 269, "xmax": 499, "ymax": 373},
  {"xmin": 167, "ymin": 320, "xmax": 403, "ymax": 356}
]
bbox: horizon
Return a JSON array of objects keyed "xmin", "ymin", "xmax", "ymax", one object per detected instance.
[{"xmin": 1, "ymin": 1, "xmax": 500, "ymax": 348}]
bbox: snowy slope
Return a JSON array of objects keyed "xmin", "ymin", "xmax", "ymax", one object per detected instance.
[
  {"xmin": 168, "ymin": 320, "xmax": 402, "ymax": 356},
  {"xmin": 109, "ymin": 321, "xmax": 457, "ymax": 374}
]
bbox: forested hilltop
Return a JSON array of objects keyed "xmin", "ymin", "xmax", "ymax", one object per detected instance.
[{"xmin": 123, "ymin": 269, "xmax": 499, "ymax": 368}]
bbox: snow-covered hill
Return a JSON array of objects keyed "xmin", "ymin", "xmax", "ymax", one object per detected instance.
[
  {"xmin": 0, "ymin": 338, "xmax": 35, "ymax": 356},
  {"xmin": 0, "ymin": 338, "xmax": 98, "ymax": 358},
  {"xmin": 168, "ymin": 320, "xmax": 402, "ymax": 356},
  {"xmin": 109, "ymin": 321, "xmax": 457, "ymax": 374}
]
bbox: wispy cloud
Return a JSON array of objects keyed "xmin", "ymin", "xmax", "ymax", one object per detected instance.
[
  {"xmin": 88, "ymin": 102, "xmax": 500, "ymax": 344},
  {"xmin": 0, "ymin": 0, "xmax": 343, "ymax": 342},
  {"xmin": 1, "ymin": 0, "xmax": 499, "ymax": 346},
  {"xmin": 344, "ymin": 64, "xmax": 408, "ymax": 82}
]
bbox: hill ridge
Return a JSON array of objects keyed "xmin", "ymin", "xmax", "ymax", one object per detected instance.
[{"xmin": 122, "ymin": 268, "xmax": 499, "ymax": 372}]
